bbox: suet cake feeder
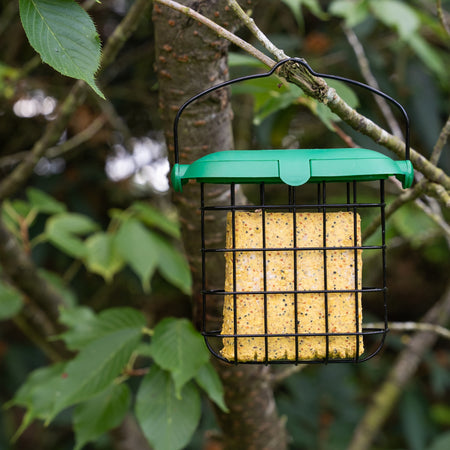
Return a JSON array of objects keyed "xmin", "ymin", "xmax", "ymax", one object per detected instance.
[{"xmin": 171, "ymin": 58, "xmax": 413, "ymax": 364}]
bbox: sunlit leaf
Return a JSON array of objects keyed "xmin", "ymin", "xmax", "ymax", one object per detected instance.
[
  {"xmin": 19, "ymin": 0, "xmax": 104, "ymax": 97},
  {"xmin": 135, "ymin": 366, "xmax": 201, "ymax": 450}
]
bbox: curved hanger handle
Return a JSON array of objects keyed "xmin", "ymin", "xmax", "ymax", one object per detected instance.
[{"xmin": 173, "ymin": 57, "xmax": 410, "ymax": 164}]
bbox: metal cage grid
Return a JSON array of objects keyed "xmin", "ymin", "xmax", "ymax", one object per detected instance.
[
  {"xmin": 200, "ymin": 180, "xmax": 388, "ymax": 364},
  {"xmin": 171, "ymin": 58, "xmax": 413, "ymax": 364}
]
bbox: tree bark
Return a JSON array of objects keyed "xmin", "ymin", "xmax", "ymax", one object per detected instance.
[{"xmin": 153, "ymin": 1, "xmax": 287, "ymax": 448}]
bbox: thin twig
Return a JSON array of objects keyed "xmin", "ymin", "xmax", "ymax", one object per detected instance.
[
  {"xmin": 343, "ymin": 27, "xmax": 402, "ymax": 138},
  {"xmin": 270, "ymin": 365, "xmax": 307, "ymax": 385},
  {"xmin": 154, "ymin": 0, "xmax": 276, "ymax": 67},
  {"xmin": 430, "ymin": 114, "xmax": 450, "ymax": 165},
  {"xmin": 365, "ymin": 321, "xmax": 450, "ymax": 340},
  {"xmin": 227, "ymin": 0, "xmax": 288, "ymax": 61}
]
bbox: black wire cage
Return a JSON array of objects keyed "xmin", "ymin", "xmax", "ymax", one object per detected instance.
[{"xmin": 171, "ymin": 58, "xmax": 414, "ymax": 364}]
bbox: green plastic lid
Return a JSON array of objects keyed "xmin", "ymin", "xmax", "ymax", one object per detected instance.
[{"xmin": 171, "ymin": 148, "xmax": 414, "ymax": 192}]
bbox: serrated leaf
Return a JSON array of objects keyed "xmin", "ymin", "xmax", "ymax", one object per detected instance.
[
  {"xmin": 19, "ymin": 0, "xmax": 104, "ymax": 98},
  {"xmin": 131, "ymin": 202, "xmax": 181, "ymax": 239},
  {"xmin": 85, "ymin": 232, "xmax": 125, "ymax": 282},
  {"xmin": 115, "ymin": 219, "xmax": 159, "ymax": 292},
  {"xmin": 150, "ymin": 318, "xmax": 209, "ymax": 396},
  {"xmin": 154, "ymin": 236, "xmax": 192, "ymax": 295},
  {"xmin": 370, "ymin": 0, "xmax": 419, "ymax": 39},
  {"xmin": 58, "ymin": 306, "xmax": 146, "ymax": 351},
  {"xmin": 49, "ymin": 325, "xmax": 143, "ymax": 420},
  {"xmin": 26, "ymin": 187, "xmax": 66, "ymax": 214},
  {"xmin": 74, "ymin": 383, "xmax": 131, "ymax": 450},
  {"xmin": 195, "ymin": 363, "xmax": 228, "ymax": 412},
  {"xmin": 135, "ymin": 366, "xmax": 201, "ymax": 450},
  {"xmin": 6, "ymin": 363, "xmax": 66, "ymax": 440},
  {"xmin": 45, "ymin": 212, "xmax": 99, "ymax": 258},
  {"xmin": 0, "ymin": 281, "xmax": 23, "ymax": 320}
]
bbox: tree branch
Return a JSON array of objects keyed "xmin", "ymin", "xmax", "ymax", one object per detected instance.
[
  {"xmin": 0, "ymin": 216, "xmax": 67, "ymax": 329},
  {"xmin": 343, "ymin": 26, "xmax": 402, "ymax": 138},
  {"xmin": 430, "ymin": 114, "xmax": 450, "ymax": 165},
  {"xmin": 227, "ymin": 0, "xmax": 288, "ymax": 60}
]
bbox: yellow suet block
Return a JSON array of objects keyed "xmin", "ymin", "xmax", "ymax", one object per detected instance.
[{"xmin": 221, "ymin": 211, "xmax": 363, "ymax": 361}]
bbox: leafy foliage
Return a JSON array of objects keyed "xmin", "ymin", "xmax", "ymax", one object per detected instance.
[{"xmin": 19, "ymin": 0, "xmax": 103, "ymax": 97}]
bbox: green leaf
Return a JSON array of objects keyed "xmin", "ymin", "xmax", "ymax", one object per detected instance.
[
  {"xmin": 154, "ymin": 236, "xmax": 192, "ymax": 295},
  {"xmin": 329, "ymin": 0, "xmax": 369, "ymax": 27},
  {"xmin": 58, "ymin": 306, "xmax": 146, "ymax": 351},
  {"xmin": 6, "ymin": 363, "xmax": 66, "ymax": 439},
  {"xmin": 74, "ymin": 383, "xmax": 131, "ymax": 450},
  {"xmin": 85, "ymin": 232, "xmax": 125, "ymax": 282},
  {"xmin": 150, "ymin": 318, "xmax": 209, "ymax": 396},
  {"xmin": 131, "ymin": 202, "xmax": 181, "ymax": 239},
  {"xmin": 45, "ymin": 212, "xmax": 99, "ymax": 258},
  {"xmin": 26, "ymin": 187, "xmax": 66, "ymax": 214},
  {"xmin": 0, "ymin": 281, "xmax": 23, "ymax": 320},
  {"xmin": 49, "ymin": 324, "xmax": 143, "ymax": 420},
  {"xmin": 19, "ymin": 0, "xmax": 104, "ymax": 98},
  {"xmin": 370, "ymin": 0, "xmax": 420, "ymax": 39},
  {"xmin": 135, "ymin": 366, "xmax": 201, "ymax": 450},
  {"xmin": 115, "ymin": 219, "xmax": 159, "ymax": 292},
  {"xmin": 195, "ymin": 363, "xmax": 228, "ymax": 412}
]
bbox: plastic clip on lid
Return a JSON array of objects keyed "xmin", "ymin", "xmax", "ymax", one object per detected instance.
[{"xmin": 171, "ymin": 58, "xmax": 414, "ymax": 191}]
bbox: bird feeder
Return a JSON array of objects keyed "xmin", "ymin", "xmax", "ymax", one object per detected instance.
[{"xmin": 171, "ymin": 58, "xmax": 413, "ymax": 364}]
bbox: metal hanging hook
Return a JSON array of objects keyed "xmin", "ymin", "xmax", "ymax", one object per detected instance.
[{"xmin": 172, "ymin": 57, "xmax": 410, "ymax": 164}]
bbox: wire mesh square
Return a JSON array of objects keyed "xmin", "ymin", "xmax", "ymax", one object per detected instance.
[{"xmin": 201, "ymin": 180, "xmax": 388, "ymax": 364}]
